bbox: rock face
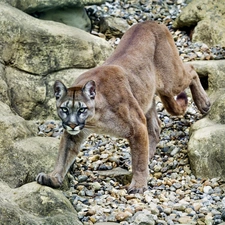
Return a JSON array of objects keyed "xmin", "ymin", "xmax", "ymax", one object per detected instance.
[
  {"xmin": 187, "ymin": 60, "xmax": 225, "ymax": 179},
  {"xmin": 0, "ymin": 181, "xmax": 82, "ymax": 225},
  {"xmin": 0, "ymin": 3, "xmax": 112, "ymax": 75},
  {"xmin": 1, "ymin": 0, "xmax": 105, "ymax": 13},
  {"xmin": 173, "ymin": 0, "xmax": 225, "ymax": 47},
  {"xmin": 1, "ymin": 0, "xmax": 105, "ymax": 31}
]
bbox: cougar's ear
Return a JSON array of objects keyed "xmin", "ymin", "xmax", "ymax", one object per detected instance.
[
  {"xmin": 82, "ymin": 80, "xmax": 96, "ymax": 100},
  {"xmin": 54, "ymin": 80, "xmax": 67, "ymax": 100}
]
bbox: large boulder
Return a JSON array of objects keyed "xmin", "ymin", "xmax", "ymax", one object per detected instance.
[
  {"xmin": 188, "ymin": 118, "xmax": 225, "ymax": 179},
  {"xmin": 0, "ymin": 101, "xmax": 59, "ymax": 188},
  {"xmin": 1, "ymin": 0, "xmax": 105, "ymax": 13},
  {"xmin": 0, "ymin": 181, "xmax": 82, "ymax": 225},
  {"xmin": 5, "ymin": 65, "xmax": 88, "ymax": 120},
  {"xmin": 0, "ymin": 2, "xmax": 112, "ymax": 75},
  {"xmin": 173, "ymin": 0, "xmax": 225, "ymax": 47},
  {"xmin": 0, "ymin": 0, "xmax": 105, "ymax": 32},
  {"xmin": 186, "ymin": 60, "xmax": 225, "ymax": 93},
  {"xmin": 187, "ymin": 60, "xmax": 225, "ymax": 179}
]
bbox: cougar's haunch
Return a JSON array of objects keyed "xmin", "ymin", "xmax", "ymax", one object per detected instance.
[{"xmin": 36, "ymin": 21, "xmax": 210, "ymax": 194}]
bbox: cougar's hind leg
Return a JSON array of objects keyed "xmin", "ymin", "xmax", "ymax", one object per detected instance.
[
  {"xmin": 145, "ymin": 99, "xmax": 161, "ymax": 159},
  {"xmin": 159, "ymin": 91, "xmax": 188, "ymax": 116},
  {"xmin": 185, "ymin": 64, "xmax": 211, "ymax": 114}
]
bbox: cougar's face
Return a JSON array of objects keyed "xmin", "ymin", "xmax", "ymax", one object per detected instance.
[{"xmin": 54, "ymin": 80, "xmax": 96, "ymax": 135}]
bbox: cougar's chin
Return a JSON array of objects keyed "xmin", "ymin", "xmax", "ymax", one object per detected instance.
[
  {"xmin": 66, "ymin": 129, "xmax": 81, "ymax": 135},
  {"xmin": 65, "ymin": 125, "xmax": 82, "ymax": 136}
]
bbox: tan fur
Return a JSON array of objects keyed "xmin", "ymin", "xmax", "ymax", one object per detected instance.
[{"xmin": 36, "ymin": 21, "xmax": 210, "ymax": 193}]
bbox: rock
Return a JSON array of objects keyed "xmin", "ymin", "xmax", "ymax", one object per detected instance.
[
  {"xmin": 97, "ymin": 167, "xmax": 132, "ymax": 185},
  {"xmin": 1, "ymin": 0, "xmax": 105, "ymax": 13},
  {"xmin": 0, "ymin": 181, "xmax": 82, "ymax": 225},
  {"xmin": 178, "ymin": 215, "xmax": 193, "ymax": 224},
  {"xmin": 186, "ymin": 60, "xmax": 225, "ymax": 92},
  {"xmin": 0, "ymin": 63, "xmax": 10, "ymax": 105},
  {"xmin": 5, "ymin": 67, "xmax": 46, "ymax": 120},
  {"xmin": 0, "ymin": 3, "xmax": 112, "ymax": 75},
  {"xmin": 2, "ymin": 0, "xmax": 105, "ymax": 32},
  {"xmin": 115, "ymin": 211, "xmax": 132, "ymax": 221},
  {"xmin": 99, "ymin": 16, "xmax": 130, "ymax": 39},
  {"xmin": 0, "ymin": 134, "xmax": 60, "ymax": 188},
  {"xmin": 95, "ymin": 223, "xmax": 120, "ymax": 225},
  {"xmin": 4, "ymin": 66, "xmax": 90, "ymax": 120},
  {"xmin": 208, "ymin": 92, "xmax": 225, "ymax": 124},
  {"xmin": 187, "ymin": 61, "xmax": 225, "ymax": 180},
  {"xmin": 0, "ymin": 100, "xmax": 61, "ymax": 188},
  {"xmin": 188, "ymin": 118, "xmax": 225, "ymax": 179},
  {"xmin": 37, "ymin": 6, "xmax": 92, "ymax": 32},
  {"xmin": 173, "ymin": 0, "xmax": 225, "ymax": 47},
  {"xmin": 133, "ymin": 210, "xmax": 155, "ymax": 225}
]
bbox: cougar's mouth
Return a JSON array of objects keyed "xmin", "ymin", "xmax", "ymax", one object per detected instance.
[{"xmin": 63, "ymin": 123, "xmax": 84, "ymax": 135}]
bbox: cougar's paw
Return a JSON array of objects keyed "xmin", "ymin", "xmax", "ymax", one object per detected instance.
[
  {"xmin": 127, "ymin": 181, "xmax": 147, "ymax": 194},
  {"xmin": 36, "ymin": 172, "xmax": 62, "ymax": 188},
  {"xmin": 199, "ymin": 100, "xmax": 211, "ymax": 115}
]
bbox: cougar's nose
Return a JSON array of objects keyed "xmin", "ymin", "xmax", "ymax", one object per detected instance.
[{"xmin": 68, "ymin": 122, "xmax": 77, "ymax": 129}]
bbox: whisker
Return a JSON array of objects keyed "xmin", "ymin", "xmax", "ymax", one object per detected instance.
[
  {"xmin": 84, "ymin": 124, "xmax": 95, "ymax": 129},
  {"xmin": 83, "ymin": 128, "xmax": 92, "ymax": 136}
]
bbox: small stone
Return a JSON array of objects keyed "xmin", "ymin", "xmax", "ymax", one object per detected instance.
[
  {"xmin": 203, "ymin": 186, "xmax": 213, "ymax": 194},
  {"xmin": 170, "ymin": 147, "xmax": 180, "ymax": 156},
  {"xmin": 91, "ymin": 182, "xmax": 101, "ymax": 191},
  {"xmin": 78, "ymin": 175, "xmax": 88, "ymax": 183},
  {"xmin": 115, "ymin": 211, "xmax": 132, "ymax": 221},
  {"xmin": 154, "ymin": 172, "xmax": 162, "ymax": 179},
  {"xmin": 178, "ymin": 215, "xmax": 193, "ymax": 224}
]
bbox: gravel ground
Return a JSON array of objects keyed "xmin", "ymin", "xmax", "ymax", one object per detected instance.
[{"xmin": 38, "ymin": 1, "xmax": 225, "ymax": 224}]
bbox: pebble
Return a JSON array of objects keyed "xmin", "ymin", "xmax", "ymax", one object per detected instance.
[{"xmin": 37, "ymin": 1, "xmax": 225, "ymax": 224}]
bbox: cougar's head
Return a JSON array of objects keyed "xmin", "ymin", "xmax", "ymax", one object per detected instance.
[{"xmin": 54, "ymin": 80, "xmax": 96, "ymax": 135}]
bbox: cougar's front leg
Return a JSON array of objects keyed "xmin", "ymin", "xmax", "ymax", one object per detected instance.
[
  {"xmin": 127, "ymin": 123, "xmax": 149, "ymax": 194},
  {"xmin": 36, "ymin": 132, "xmax": 84, "ymax": 188},
  {"xmin": 185, "ymin": 64, "xmax": 211, "ymax": 114}
]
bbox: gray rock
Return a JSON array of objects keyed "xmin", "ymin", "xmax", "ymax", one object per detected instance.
[
  {"xmin": 94, "ymin": 223, "xmax": 120, "ymax": 225},
  {"xmin": 1, "ymin": 0, "xmax": 105, "ymax": 31},
  {"xmin": 0, "ymin": 181, "xmax": 82, "ymax": 225},
  {"xmin": 173, "ymin": 0, "xmax": 225, "ymax": 47},
  {"xmin": 0, "ymin": 63, "xmax": 10, "ymax": 105},
  {"xmin": 38, "ymin": 6, "xmax": 91, "ymax": 32},
  {"xmin": 188, "ymin": 118, "xmax": 225, "ymax": 179},
  {"xmin": 208, "ymin": 92, "xmax": 225, "ymax": 124},
  {"xmin": 0, "ymin": 3, "xmax": 112, "ymax": 75},
  {"xmin": 133, "ymin": 210, "xmax": 155, "ymax": 225},
  {"xmin": 187, "ymin": 61, "xmax": 225, "ymax": 180},
  {"xmin": 5, "ymin": 66, "xmax": 89, "ymax": 120},
  {"xmin": 1, "ymin": 0, "xmax": 105, "ymax": 13},
  {"xmin": 0, "ymin": 101, "xmax": 61, "ymax": 188},
  {"xmin": 186, "ymin": 60, "xmax": 225, "ymax": 93},
  {"xmin": 99, "ymin": 16, "xmax": 130, "ymax": 39},
  {"xmin": 97, "ymin": 167, "xmax": 132, "ymax": 185}
]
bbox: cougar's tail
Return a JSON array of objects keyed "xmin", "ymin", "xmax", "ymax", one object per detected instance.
[{"xmin": 159, "ymin": 91, "xmax": 188, "ymax": 116}]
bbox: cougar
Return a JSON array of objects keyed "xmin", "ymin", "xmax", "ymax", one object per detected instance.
[{"xmin": 36, "ymin": 21, "xmax": 210, "ymax": 193}]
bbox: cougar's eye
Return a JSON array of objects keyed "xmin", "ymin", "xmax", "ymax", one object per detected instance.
[
  {"xmin": 60, "ymin": 107, "xmax": 68, "ymax": 114},
  {"xmin": 78, "ymin": 107, "xmax": 87, "ymax": 114}
]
